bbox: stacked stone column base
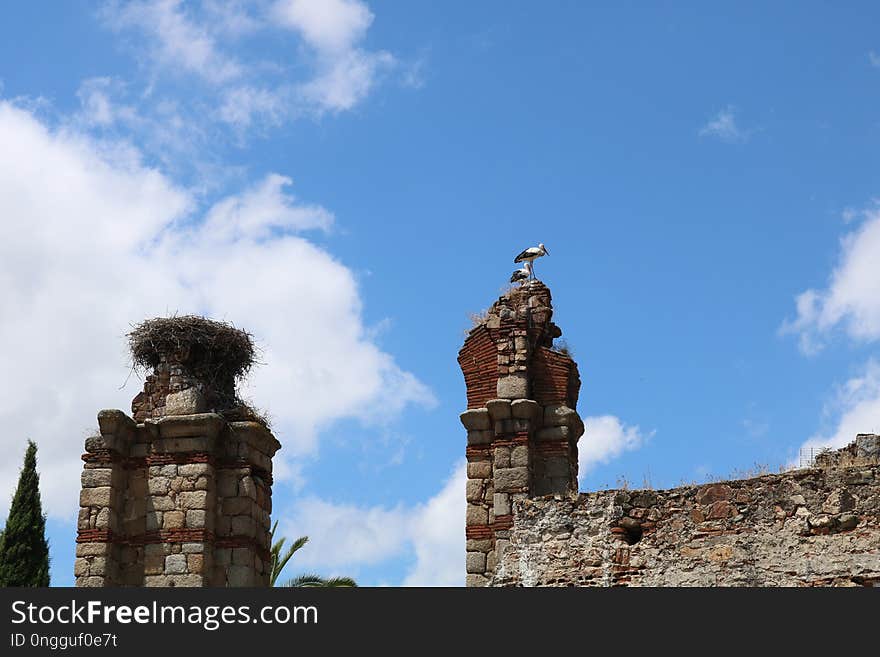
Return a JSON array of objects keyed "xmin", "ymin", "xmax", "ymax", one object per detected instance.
[
  {"xmin": 462, "ymin": 397, "xmax": 582, "ymax": 586},
  {"xmin": 76, "ymin": 410, "xmax": 279, "ymax": 587}
]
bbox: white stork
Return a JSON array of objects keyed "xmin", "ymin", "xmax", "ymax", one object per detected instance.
[
  {"xmin": 513, "ymin": 243, "xmax": 549, "ymax": 279},
  {"xmin": 510, "ymin": 261, "xmax": 532, "ymax": 285}
]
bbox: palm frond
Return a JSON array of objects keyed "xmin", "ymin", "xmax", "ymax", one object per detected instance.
[
  {"xmin": 282, "ymin": 573, "xmax": 325, "ymax": 587},
  {"xmin": 321, "ymin": 576, "xmax": 358, "ymax": 587},
  {"xmin": 269, "ymin": 523, "xmax": 356, "ymax": 587},
  {"xmin": 281, "ymin": 573, "xmax": 358, "ymax": 587},
  {"xmin": 269, "ymin": 521, "xmax": 309, "ymax": 586}
]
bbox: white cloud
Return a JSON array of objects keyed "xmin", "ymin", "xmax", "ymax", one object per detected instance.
[
  {"xmin": 279, "ymin": 461, "xmax": 465, "ymax": 586},
  {"xmin": 102, "ymin": 0, "xmax": 242, "ymax": 84},
  {"xmin": 272, "ymin": 0, "xmax": 373, "ymax": 53},
  {"xmin": 578, "ymin": 415, "xmax": 650, "ymax": 486},
  {"xmin": 0, "ymin": 100, "xmax": 432, "ymax": 520},
  {"xmin": 199, "ymin": 173, "xmax": 333, "ymax": 239},
  {"xmin": 403, "ymin": 461, "xmax": 466, "ymax": 587},
  {"xmin": 796, "ymin": 360, "xmax": 880, "ymax": 461},
  {"xmin": 699, "ymin": 106, "xmax": 748, "ymax": 143},
  {"xmin": 298, "ymin": 49, "xmax": 394, "ymax": 113},
  {"xmin": 783, "ymin": 206, "xmax": 880, "ymax": 463},
  {"xmin": 279, "ymin": 497, "xmax": 411, "ymax": 570},
  {"xmin": 217, "ymin": 85, "xmax": 289, "ymax": 130},
  {"xmin": 271, "ymin": 0, "xmax": 395, "ymax": 113},
  {"xmin": 75, "ymin": 78, "xmax": 139, "ymax": 128},
  {"xmin": 781, "ymin": 207, "xmax": 880, "ymax": 352},
  {"xmin": 71, "ymin": 79, "xmax": 221, "ymax": 179},
  {"xmin": 870, "ymin": 51, "xmax": 880, "ymax": 68},
  {"xmin": 202, "ymin": 0, "xmax": 262, "ymax": 38},
  {"xmin": 98, "ymin": 0, "xmax": 400, "ymax": 130},
  {"xmin": 400, "ymin": 57, "xmax": 427, "ymax": 90}
]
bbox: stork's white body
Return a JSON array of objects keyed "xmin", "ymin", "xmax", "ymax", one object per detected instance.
[{"xmin": 513, "ymin": 243, "xmax": 548, "ymax": 279}]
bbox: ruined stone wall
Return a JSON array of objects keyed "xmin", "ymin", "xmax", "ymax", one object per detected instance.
[
  {"xmin": 76, "ymin": 318, "xmax": 279, "ymax": 587},
  {"xmin": 491, "ymin": 436, "xmax": 880, "ymax": 587},
  {"xmin": 459, "ymin": 282, "xmax": 584, "ymax": 586},
  {"xmin": 76, "ymin": 410, "xmax": 279, "ymax": 587},
  {"xmin": 461, "ymin": 282, "xmax": 880, "ymax": 587}
]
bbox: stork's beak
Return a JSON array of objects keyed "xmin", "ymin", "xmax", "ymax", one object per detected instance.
[{"xmin": 544, "ymin": 247, "xmax": 550, "ymax": 255}]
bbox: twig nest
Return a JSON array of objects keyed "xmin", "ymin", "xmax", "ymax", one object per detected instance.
[{"xmin": 128, "ymin": 315, "xmax": 255, "ymax": 386}]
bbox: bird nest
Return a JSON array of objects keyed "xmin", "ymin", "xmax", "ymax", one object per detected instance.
[{"xmin": 128, "ymin": 315, "xmax": 256, "ymax": 388}]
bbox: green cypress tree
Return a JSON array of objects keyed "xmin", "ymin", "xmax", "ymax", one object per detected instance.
[{"xmin": 0, "ymin": 441, "xmax": 50, "ymax": 586}]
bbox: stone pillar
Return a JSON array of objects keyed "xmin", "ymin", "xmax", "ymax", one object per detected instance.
[
  {"xmin": 212, "ymin": 421, "xmax": 277, "ymax": 586},
  {"xmin": 76, "ymin": 317, "xmax": 280, "ymax": 587},
  {"xmin": 458, "ymin": 282, "xmax": 584, "ymax": 586},
  {"xmin": 75, "ymin": 410, "xmax": 134, "ymax": 586}
]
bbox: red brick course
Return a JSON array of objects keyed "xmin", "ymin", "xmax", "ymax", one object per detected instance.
[
  {"xmin": 532, "ymin": 347, "xmax": 579, "ymax": 408},
  {"xmin": 458, "ymin": 326, "xmax": 499, "ymax": 409}
]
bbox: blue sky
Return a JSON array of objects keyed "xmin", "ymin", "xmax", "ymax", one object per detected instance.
[{"xmin": 2, "ymin": 1, "xmax": 880, "ymax": 586}]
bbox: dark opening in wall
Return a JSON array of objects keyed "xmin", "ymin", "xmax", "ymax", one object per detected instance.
[{"xmin": 618, "ymin": 518, "xmax": 643, "ymax": 545}]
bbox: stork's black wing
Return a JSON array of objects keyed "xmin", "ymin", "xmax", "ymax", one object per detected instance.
[{"xmin": 514, "ymin": 248, "xmax": 533, "ymax": 263}]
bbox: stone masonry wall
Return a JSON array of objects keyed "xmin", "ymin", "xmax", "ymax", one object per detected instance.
[
  {"xmin": 131, "ymin": 353, "xmax": 234, "ymax": 423},
  {"xmin": 76, "ymin": 410, "xmax": 279, "ymax": 587},
  {"xmin": 459, "ymin": 282, "xmax": 584, "ymax": 586},
  {"xmin": 76, "ymin": 319, "xmax": 279, "ymax": 587},
  {"xmin": 491, "ymin": 435, "xmax": 880, "ymax": 587},
  {"xmin": 461, "ymin": 281, "xmax": 880, "ymax": 587}
]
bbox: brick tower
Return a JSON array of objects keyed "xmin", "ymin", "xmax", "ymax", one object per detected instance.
[
  {"xmin": 75, "ymin": 317, "xmax": 280, "ymax": 587},
  {"xmin": 458, "ymin": 281, "xmax": 584, "ymax": 586}
]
